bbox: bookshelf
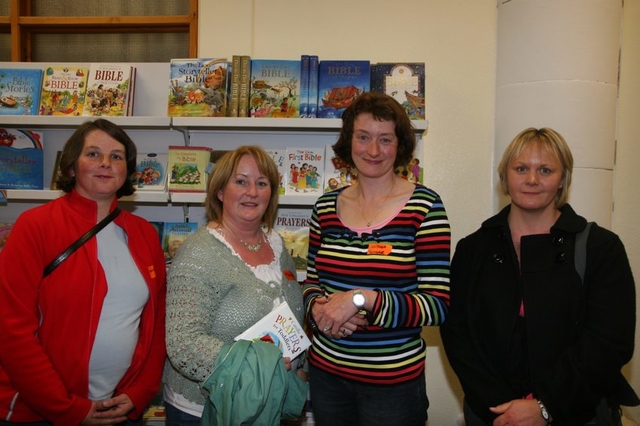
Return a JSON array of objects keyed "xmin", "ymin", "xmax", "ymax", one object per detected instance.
[{"xmin": 0, "ymin": 62, "xmax": 428, "ymax": 221}]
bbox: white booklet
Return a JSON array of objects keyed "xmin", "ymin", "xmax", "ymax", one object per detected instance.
[{"xmin": 234, "ymin": 301, "xmax": 311, "ymax": 359}]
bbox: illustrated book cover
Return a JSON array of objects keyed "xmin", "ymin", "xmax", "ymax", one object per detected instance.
[
  {"xmin": 284, "ymin": 147, "xmax": 324, "ymax": 195},
  {"xmin": 317, "ymin": 60, "xmax": 370, "ymax": 118},
  {"xmin": 163, "ymin": 221, "xmax": 198, "ymax": 263},
  {"xmin": 167, "ymin": 145, "xmax": 213, "ymax": 193},
  {"xmin": 323, "ymin": 145, "xmax": 357, "ymax": 192},
  {"xmin": 266, "ymin": 148, "xmax": 286, "ymax": 195},
  {"xmin": 0, "ymin": 223, "xmax": 13, "ymax": 253},
  {"xmin": 370, "ymin": 62, "xmax": 425, "ymax": 120},
  {"xmin": 249, "ymin": 59, "xmax": 301, "ymax": 118},
  {"xmin": 82, "ymin": 63, "xmax": 136, "ymax": 116},
  {"xmin": 0, "ymin": 128, "xmax": 44, "ymax": 190},
  {"xmin": 395, "ymin": 136, "xmax": 424, "ymax": 184},
  {"xmin": 274, "ymin": 207, "xmax": 311, "ymax": 271},
  {"xmin": 0, "ymin": 68, "xmax": 43, "ymax": 116},
  {"xmin": 167, "ymin": 58, "xmax": 229, "ymax": 117},
  {"xmin": 38, "ymin": 65, "xmax": 89, "ymax": 116},
  {"xmin": 134, "ymin": 152, "xmax": 168, "ymax": 191},
  {"xmin": 235, "ymin": 301, "xmax": 310, "ymax": 359}
]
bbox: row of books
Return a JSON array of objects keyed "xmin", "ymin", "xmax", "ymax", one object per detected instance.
[
  {"xmin": 0, "ymin": 127, "xmax": 422, "ymax": 197},
  {"xmin": 0, "ymin": 64, "xmax": 135, "ymax": 117},
  {"xmin": 169, "ymin": 57, "xmax": 426, "ymax": 120},
  {"xmin": 1, "ymin": 59, "xmax": 424, "ymax": 120}
]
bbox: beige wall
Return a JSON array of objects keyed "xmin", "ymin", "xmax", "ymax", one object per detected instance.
[
  {"xmin": 617, "ymin": 0, "xmax": 640, "ymax": 422},
  {"xmin": 199, "ymin": 1, "xmax": 639, "ymax": 423}
]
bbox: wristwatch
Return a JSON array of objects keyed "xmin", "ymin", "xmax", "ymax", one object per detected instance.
[
  {"xmin": 352, "ymin": 289, "xmax": 365, "ymax": 308},
  {"xmin": 536, "ymin": 399, "xmax": 551, "ymax": 424}
]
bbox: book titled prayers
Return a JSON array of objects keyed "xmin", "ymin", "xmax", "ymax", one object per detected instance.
[{"xmin": 234, "ymin": 301, "xmax": 310, "ymax": 359}]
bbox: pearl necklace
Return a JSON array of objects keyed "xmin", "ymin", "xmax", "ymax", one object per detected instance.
[
  {"xmin": 224, "ymin": 226, "xmax": 266, "ymax": 252},
  {"xmin": 357, "ymin": 178, "xmax": 396, "ymax": 227}
]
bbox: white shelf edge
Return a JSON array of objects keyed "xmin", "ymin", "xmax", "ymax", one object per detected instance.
[
  {"xmin": 171, "ymin": 117, "xmax": 428, "ymax": 132},
  {"xmin": 169, "ymin": 192, "xmax": 205, "ymax": 204},
  {"xmin": 5, "ymin": 189, "xmax": 63, "ymax": 200},
  {"xmin": 0, "ymin": 116, "xmax": 427, "ymax": 132},
  {"xmin": 121, "ymin": 191, "xmax": 170, "ymax": 203},
  {"xmin": 6, "ymin": 189, "xmax": 169, "ymax": 203},
  {"xmin": 0, "ymin": 116, "xmax": 172, "ymax": 128},
  {"xmin": 168, "ymin": 192, "xmax": 318, "ymax": 206}
]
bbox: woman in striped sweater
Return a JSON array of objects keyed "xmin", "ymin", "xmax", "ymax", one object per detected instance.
[{"xmin": 303, "ymin": 92, "xmax": 451, "ymax": 426}]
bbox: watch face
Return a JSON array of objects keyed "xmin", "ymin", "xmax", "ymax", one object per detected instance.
[
  {"xmin": 353, "ymin": 291, "xmax": 365, "ymax": 308},
  {"xmin": 541, "ymin": 409, "xmax": 549, "ymax": 421}
]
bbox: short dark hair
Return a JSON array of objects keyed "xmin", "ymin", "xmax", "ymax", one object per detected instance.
[
  {"xmin": 332, "ymin": 92, "xmax": 416, "ymax": 169},
  {"xmin": 56, "ymin": 119, "xmax": 138, "ymax": 198}
]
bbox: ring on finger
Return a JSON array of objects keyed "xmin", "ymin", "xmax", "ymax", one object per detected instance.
[
  {"xmin": 323, "ymin": 325, "xmax": 331, "ymax": 332},
  {"xmin": 341, "ymin": 328, "xmax": 347, "ymax": 335}
]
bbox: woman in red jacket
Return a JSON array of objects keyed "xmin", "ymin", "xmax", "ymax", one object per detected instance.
[{"xmin": 0, "ymin": 119, "xmax": 166, "ymax": 425}]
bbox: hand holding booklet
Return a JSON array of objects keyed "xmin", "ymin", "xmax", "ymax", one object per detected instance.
[{"xmin": 234, "ymin": 301, "xmax": 310, "ymax": 359}]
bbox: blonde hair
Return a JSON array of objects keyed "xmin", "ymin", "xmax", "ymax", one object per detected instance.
[
  {"xmin": 497, "ymin": 127, "xmax": 574, "ymax": 207},
  {"xmin": 204, "ymin": 146, "xmax": 280, "ymax": 231}
]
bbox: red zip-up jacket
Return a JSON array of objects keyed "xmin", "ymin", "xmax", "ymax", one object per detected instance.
[{"xmin": 0, "ymin": 190, "xmax": 166, "ymax": 425}]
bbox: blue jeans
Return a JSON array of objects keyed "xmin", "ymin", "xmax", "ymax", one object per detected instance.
[
  {"xmin": 164, "ymin": 402, "xmax": 201, "ymax": 426},
  {"xmin": 309, "ymin": 364, "xmax": 428, "ymax": 426}
]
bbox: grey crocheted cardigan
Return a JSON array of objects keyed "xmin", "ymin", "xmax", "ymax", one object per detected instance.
[{"xmin": 162, "ymin": 226, "xmax": 304, "ymax": 405}]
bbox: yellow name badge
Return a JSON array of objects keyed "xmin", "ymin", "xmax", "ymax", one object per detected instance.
[{"xmin": 367, "ymin": 243, "xmax": 392, "ymax": 255}]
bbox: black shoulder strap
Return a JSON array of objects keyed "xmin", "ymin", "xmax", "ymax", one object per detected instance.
[
  {"xmin": 43, "ymin": 207, "xmax": 121, "ymax": 278},
  {"xmin": 574, "ymin": 222, "xmax": 592, "ymax": 284}
]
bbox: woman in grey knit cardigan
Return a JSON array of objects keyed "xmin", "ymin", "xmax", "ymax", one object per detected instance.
[{"xmin": 162, "ymin": 146, "xmax": 306, "ymax": 425}]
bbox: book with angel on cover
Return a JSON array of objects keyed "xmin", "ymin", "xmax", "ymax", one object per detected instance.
[{"xmin": 235, "ymin": 301, "xmax": 310, "ymax": 360}]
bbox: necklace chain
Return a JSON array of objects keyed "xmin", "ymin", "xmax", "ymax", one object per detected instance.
[
  {"xmin": 357, "ymin": 178, "xmax": 396, "ymax": 227},
  {"xmin": 223, "ymin": 225, "xmax": 265, "ymax": 252}
]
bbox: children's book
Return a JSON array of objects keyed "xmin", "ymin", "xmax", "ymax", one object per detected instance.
[
  {"xmin": 167, "ymin": 58, "xmax": 229, "ymax": 117},
  {"xmin": 249, "ymin": 59, "xmax": 301, "ymax": 118},
  {"xmin": 274, "ymin": 207, "xmax": 311, "ymax": 271},
  {"xmin": 238, "ymin": 55, "xmax": 252, "ymax": 117},
  {"xmin": 284, "ymin": 147, "xmax": 324, "ymax": 195},
  {"xmin": 317, "ymin": 60, "xmax": 370, "ymax": 118},
  {"xmin": 266, "ymin": 149, "xmax": 286, "ymax": 195},
  {"xmin": 395, "ymin": 136, "xmax": 424, "ymax": 184},
  {"xmin": 0, "ymin": 68, "xmax": 43, "ymax": 116},
  {"xmin": 0, "ymin": 128, "xmax": 44, "ymax": 190},
  {"xmin": 134, "ymin": 152, "xmax": 168, "ymax": 191},
  {"xmin": 235, "ymin": 301, "xmax": 311, "ymax": 359},
  {"xmin": 82, "ymin": 63, "xmax": 136, "ymax": 116},
  {"xmin": 227, "ymin": 55, "xmax": 241, "ymax": 117},
  {"xmin": 0, "ymin": 223, "xmax": 13, "ymax": 253},
  {"xmin": 299, "ymin": 55, "xmax": 310, "ymax": 118},
  {"xmin": 370, "ymin": 62, "xmax": 425, "ymax": 120},
  {"xmin": 322, "ymin": 145, "xmax": 357, "ymax": 192},
  {"xmin": 38, "ymin": 65, "xmax": 88, "ymax": 116},
  {"xmin": 162, "ymin": 221, "xmax": 198, "ymax": 263},
  {"xmin": 167, "ymin": 145, "xmax": 213, "ymax": 193},
  {"xmin": 308, "ymin": 55, "xmax": 319, "ymax": 118}
]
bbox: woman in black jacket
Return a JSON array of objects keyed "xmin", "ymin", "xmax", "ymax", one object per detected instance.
[{"xmin": 441, "ymin": 127, "xmax": 638, "ymax": 426}]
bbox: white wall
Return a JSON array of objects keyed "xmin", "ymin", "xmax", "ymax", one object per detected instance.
[{"xmin": 199, "ymin": 1, "xmax": 639, "ymax": 424}]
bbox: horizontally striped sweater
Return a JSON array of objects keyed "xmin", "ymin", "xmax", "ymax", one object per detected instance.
[{"xmin": 302, "ymin": 184, "xmax": 451, "ymax": 385}]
